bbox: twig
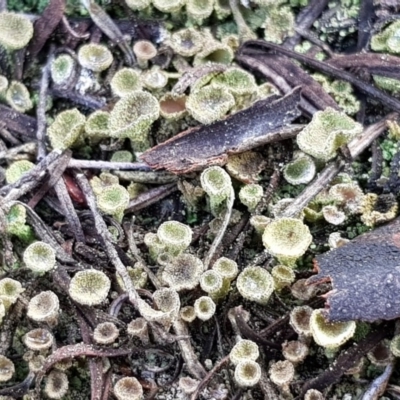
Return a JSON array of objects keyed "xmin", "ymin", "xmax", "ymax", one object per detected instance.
[
  {"xmin": 68, "ymin": 159, "xmax": 152, "ymax": 171},
  {"xmin": 190, "ymin": 355, "xmax": 230, "ymax": 400},
  {"xmin": 53, "ymin": 178, "xmax": 85, "ymax": 243},
  {"xmin": 361, "ymin": 361, "xmax": 395, "ymax": 400},
  {"xmin": 172, "ymin": 319, "xmax": 207, "ymax": 380},
  {"xmin": 61, "ymin": 15, "xmax": 90, "ymax": 39},
  {"xmin": 75, "ymin": 173, "xmax": 140, "ymax": 307},
  {"xmin": 203, "ymin": 187, "xmax": 234, "ymax": 270},
  {"xmin": 125, "ymin": 183, "xmax": 178, "ymax": 213},
  {"xmin": 242, "ymin": 41, "xmax": 400, "ymax": 112},
  {"xmin": 36, "ymin": 49, "xmax": 53, "ymax": 161}
]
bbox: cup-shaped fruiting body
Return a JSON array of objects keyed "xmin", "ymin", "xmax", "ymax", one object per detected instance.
[
  {"xmin": 229, "ymin": 340, "xmax": 259, "ymax": 365},
  {"xmin": 367, "ymin": 340, "xmax": 393, "ymax": 367},
  {"xmin": 144, "ymin": 232, "xmax": 166, "ymax": 261},
  {"xmin": 180, "ymin": 305, "xmax": 196, "ymax": 323},
  {"xmin": 69, "ymin": 270, "xmax": 111, "ymax": 306},
  {"xmin": 297, "ymin": 107, "xmax": 363, "ymax": 162},
  {"xmin": 141, "ymin": 67, "xmax": 169, "ymax": 91},
  {"xmin": 137, "ymin": 288, "xmax": 180, "ymax": 328},
  {"xmin": 236, "ymin": 266, "xmax": 274, "ymax": 305},
  {"xmin": 289, "ymin": 305, "xmax": 313, "ymax": 337},
  {"xmin": 24, "ymin": 328, "xmax": 54, "ymax": 351},
  {"xmin": 239, "ymin": 184, "xmax": 263, "ymax": 212},
  {"xmin": 96, "ymin": 184, "xmax": 130, "ymax": 222},
  {"xmin": 212, "ymin": 257, "xmax": 238, "ymax": 283},
  {"xmin": 371, "ymin": 20, "xmax": 400, "ymax": 54},
  {"xmin": 291, "ymin": 279, "xmax": 316, "ymax": 301},
  {"xmin": 360, "ymin": 193, "xmax": 398, "ymax": 227},
  {"xmin": 0, "ymin": 356, "xmax": 14, "ymax": 382},
  {"xmin": 264, "ymin": 5, "xmax": 295, "ymax": 44},
  {"xmin": 328, "ymin": 182, "xmax": 364, "ymax": 214},
  {"xmin": 78, "ymin": 43, "xmax": 113, "ymax": 72},
  {"xmin": 125, "ymin": 0, "xmax": 151, "ymax": 10},
  {"xmin": 27, "ymin": 291, "xmax": 60, "ymax": 326},
  {"xmin": 111, "ymin": 151, "xmax": 133, "ymax": 163},
  {"xmin": 271, "ymin": 265, "xmax": 295, "ymax": 291},
  {"xmin": 44, "ymin": 370, "xmax": 69, "ymax": 399},
  {"xmin": 200, "ymin": 270, "xmax": 228, "ymax": 300},
  {"xmin": 133, "ymin": 40, "xmax": 157, "ymax": 69},
  {"xmin": 51, "ymin": 54, "xmax": 75, "ymax": 86},
  {"xmin": 162, "ymin": 253, "xmax": 203, "ymax": 291},
  {"xmin": 48, "ymin": 108, "xmax": 86, "ymax": 150},
  {"xmin": 193, "ymin": 40, "xmax": 234, "ymax": 66},
  {"xmin": 304, "ymin": 389, "xmax": 324, "ymax": 400},
  {"xmin": 186, "ymin": 0, "xmax": 214, "ymax": 23},
  {"xmin": 249, "ymin": 215, "xmax": 271, "ymax": 235},
  {"xmin": 269, "ymin": 360, "xmax": 295, "ymax": 389},
  {"xmin": 211, "ymin": 68, "xmax": 257, "ymax": 97},
  {"xmin": 282, "ymin": 340, "xmax": 309, "ymax": 364},
  {"xmin": 186, "ymin": 86, "xmax": 235, "ymax": 125},
  {"xmin": 0, "ymin": 12, "xmax": 33, "ymax": 50},
  {"xmin": 93, "ymin": 322, "xmax": 119, "ymax": 345},
  {"xmin": 179, "ymin": 376, "xmax": 200, "ymax": 395},
  {"xmin": 5, "ymin": 160, "xmax": 34, "ymax": 184},
  {"xmin": 127, "ymin": 317, "xmax": 149, "ymax": 344},
  {"xmin": 234, "ymin": 360, "xmax": 261, "ymax": 387},
  {"xmin": 390, "ymin": 335, "xmax": 400, "ymax": 357},
  {"xmin": 194, "ymin": 296, "xmax": 216, "ymax": 321},
  {"xmin": 201, "ymin": 166, "xmax": 233, "ymax": 216},
  {"xmin": 28, "ymin": 354, "xmax": 46, "ymax": 373},
  {"xmin": 322, "ymin": 205, "xmax": 346, "ymax": 225},
  {"xmin": 84, "ymin": 110, "xmax": 110, "ymax": 141},
  {"xmin": 262, "ymin": 218, "xmax": 312, "ymax": 266},
  {"xmin": 0, "ymin": 278, "xmax": 24, "ymax": 309},
  {"xmin": 159, "ymin": 93, "xmax": 187, "ymax": 120},
  {"xmin": 108, "ymin": 91, "xmax": 159, "ymax": 144},
  {"xmin": 110, "ymin": 68, "xmax": 142, "ymax": 97},
  {"xmin": 157, "ymin": 221, "xmax": 192, "ymax": 257},
  {"xmin": 170, "ymin": 28, "xmax": 204, "ymax": 57},
  {"xmin": 328, "ymin": 232, "xmax": 350, "ymax": 250},
  {"xmin": 90, "ymin": 172, "xmax": 119, "ymax": 196},
  {"xmin": 283, "ymin": 154, "xmax": 316, "ymax": 185},
  {"xmin": 6, "ymin": 81, "xmax": 33, "ymax": 113},
  {"xmin": 116, "ymin": 264, "xmax": 148, "ymax": 291},
  {"xmin": 310, "ymin": 309, "xmax": 356, "ymax": 349},
  {"xmin": 23, "ymin": 242, "xmax": 56, "ymax": 274},
  {"xmin": 114, "ymin": 377, "xmax": 143, "ymax": 400}
]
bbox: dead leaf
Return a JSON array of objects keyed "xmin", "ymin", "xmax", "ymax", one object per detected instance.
[
  {"xmin": 141, "ymin": 87, "xmax": 302, "ymax": 174},
  {"xmin": 308, "ymin": 217, "xmax": 400, "ymax": 322}
]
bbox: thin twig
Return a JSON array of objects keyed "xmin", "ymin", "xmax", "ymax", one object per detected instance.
[
  {"xmin": 36, "ymin": 49, "xmax": 53, "ymax": 161},
  {"xmin": 203, "ymin": 186, "xmax": 234, "ymax": 270},
  {"xmin": 75, "ymin": 173, "xmax": 140, "ymax": 307},
  {"xmin": 68, "ymin": 159, "xmax": 152, "ymax": 171},
  {"xmin": 190, "ymin": 355, "xmax": 230, "ymax": 400}
]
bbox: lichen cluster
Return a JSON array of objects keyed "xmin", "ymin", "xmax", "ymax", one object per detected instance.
[{"xmin": 2, "ymin": 0, "xmax": 400, "ymax": 398}]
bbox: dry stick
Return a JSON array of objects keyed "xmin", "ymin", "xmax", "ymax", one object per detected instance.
[
  {"xmin": 0, "ymin": 205, "xmax": 14, "ymax": 268},
  {"xmin": 235, "ymin": 54, "xmax": 319, "ymax": 116},
  {"xmin": 68, "ymin": 159, "xmax": 152, "ymax": 171},
  {"xmin": 0, "ymin": 142, "xmax": 36, "ymax": 161},
  {"xmin": 0, "ymin": 150, "xmax": 61, "ymax": 201},
  {"xmin": 190, "ymin": 355, "xmax": 230, "ymax": 400},
  {"xmin": 172, "ymin": 319, "xmax": 207, "ymax": 380},
  {"xmin": 229, "ymin": 0, "xmax": 256, "ymax": 42},
  {"xmin": 281, "ymin": 113, "xmax": 398, "ymax": 218},
  {"xmin": 284, "ymin": 0, "xmax": 331, "ymax": 49},
  {"xmin": 75, "ymin": 173, "xmax": 140, "ymax": 306},
  {"xmin": 36, "ymin": 50, "xmax": 52, "ymax": 161},
  {"xmin": 28, "ymin": 150, "xmax": 72, "ymax": 208},
  {"xmin": 125, "ymin": 183, "xmax": 178, "ymax": 213},
  {"xmin": 361, "ymin": 361, "xmax": 395, "ymax": 400},
  {"xmin": 203, "ymin": 186, "xmax": 235, "ymax": 270},
  {"xmin": 53, "ymin": 179, "xmax": 85, "ymax": 243},
  {"xmin": 243, "ymin": 41, "xmax": 400, "ymax": 113}
]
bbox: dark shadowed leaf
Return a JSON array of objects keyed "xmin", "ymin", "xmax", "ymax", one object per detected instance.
[{"xmin": 308, "ymin": 217, "xmax": 400, "ymax": 322}]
